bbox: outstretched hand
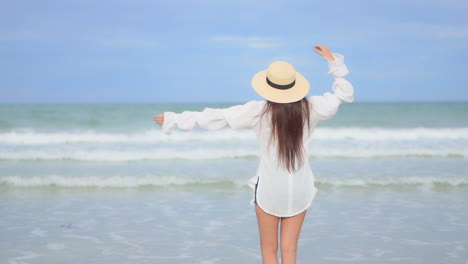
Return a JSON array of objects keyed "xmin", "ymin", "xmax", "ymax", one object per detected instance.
[
  {"xmin": 153, "ymin": 114, "xmax": 164, "ymax": 126},
  {"xmin": 314, "ymin": 45, "xmax": 335, "ymax": 61}
]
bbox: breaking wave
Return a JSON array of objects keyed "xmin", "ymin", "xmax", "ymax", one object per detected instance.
[
  {"xmin": 1, "ymin": 127, "xmax": 468, "ymax": 145},
  {"xmin": 1, "ymin": 174, "xmax": 467, "ymax": 189}
]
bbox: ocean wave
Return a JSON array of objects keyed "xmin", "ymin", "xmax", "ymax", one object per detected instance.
[
  {"xmin": 0, "ymin": 148, "xmax": 259, "ymax": 161},
  {"xmin": 1, "ymin": 127, "xmax": 468, "ymax": 145},
  {"xmin": 0, "ymin": 130, "xmax": 253, "ymax": 144},
  {"xmin": 0, "ymin": 175, "xmax": 240, "ymax": 188},
  {"xmin": 1, "ymin": 175, "xmax": 467, "ymax": 188},
  {"xmin": 0, "ymin": 147, "xmax": 466, "ymax": 161}
]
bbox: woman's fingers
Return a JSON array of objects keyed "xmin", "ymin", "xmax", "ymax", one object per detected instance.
[
  {"xmin": 314, "ymin": 44, "xmax": 334, "ymax": 61},
  {"xmin": 314, "ymin": 45, "xmax": 325, "ymax": 55},
  {"xmin": 314, "ymin": 45, "xmax": 323, "ymax": 54}
]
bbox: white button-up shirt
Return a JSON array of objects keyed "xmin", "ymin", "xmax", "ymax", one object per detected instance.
[{"xmin": 163, "ymin": 53, "xmax": 354, "ymax": 217}]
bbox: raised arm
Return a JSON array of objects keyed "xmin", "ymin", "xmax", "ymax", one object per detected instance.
[
  {"xmin": 154, "ymin": 100, "xmax": 265, "ymax": 135},
  {"xmin": 309, "ymin": 45, "xmax": 354, "ymax": 122}
]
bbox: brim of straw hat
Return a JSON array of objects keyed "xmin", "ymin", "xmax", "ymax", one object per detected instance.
[{"xmin": 251, "ymin": 69, "xmax": 310, "ymax": 103}]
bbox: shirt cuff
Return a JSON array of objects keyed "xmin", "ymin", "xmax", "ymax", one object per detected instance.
[
  {"xmin": 162, "ymin": 112, "xmax": 179, "ymax": 135},
  {"xmin": 332, "ymin": 78, "xmax": 354, "ymax": 103},
  {"xmin": 326, "ymin": 52, "xmax": 350, "ymax": 78}
]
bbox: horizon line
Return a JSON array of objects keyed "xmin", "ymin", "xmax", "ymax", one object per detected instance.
[{"xmin": 1, "ymin": 99, "xmax": 467, "ymax": 105}]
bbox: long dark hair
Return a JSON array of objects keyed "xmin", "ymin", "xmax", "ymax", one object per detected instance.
[{"xmin": 261, "ymin": 97, "xmax": 311, "ymax": 173}]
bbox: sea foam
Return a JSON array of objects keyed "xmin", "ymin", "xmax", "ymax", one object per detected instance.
[
  {"xmin": 0, "ymin": 147, "xmax": 466, "ymax": 161},
  {"xmin": 1, "ymin": 174, "xmax": 467, "ymax": 188},
  {"xmin": 1, "ymin": 127, "xmax": 468, "ymax": 145}
]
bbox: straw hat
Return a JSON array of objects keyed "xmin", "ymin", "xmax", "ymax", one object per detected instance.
[{"xmin": 251, "ymin": 61, "xmax": 310, "ymax": 103}]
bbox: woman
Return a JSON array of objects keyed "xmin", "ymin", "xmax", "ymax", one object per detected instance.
[{"xmin": 154, "ymin": 45, "xmax": 353, "ymax": 264}]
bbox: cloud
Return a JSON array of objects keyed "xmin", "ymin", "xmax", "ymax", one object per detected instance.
[
  {"xmin": 210, "ymin": 35, "xmax": 280, "ymax": 48},
  {"xmin": 436, "ymin": 27, "xmax": 468, "ymax": 38},
  {"xmin": 359, "ymin": 70, "xmax": 445, "ymax": 79},
  {"xmin": 96, "ymin": 37, "xmax": 158, "ymax": 48},
  {"xmin": 389, "ymin": 23, "xmax": 468, "ymax": 39},
  {"xmin": 0, "ymin": 29, "xmax": 49, "ymax": 42},
  {"xmin": 0, "ymin": 28, "xmax": 159, "ymax": 48}
]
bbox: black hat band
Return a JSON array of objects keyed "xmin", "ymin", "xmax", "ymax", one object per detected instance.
[{"xmin": 266, "ymin": 77, "xmax": 296, "ymax": 90}]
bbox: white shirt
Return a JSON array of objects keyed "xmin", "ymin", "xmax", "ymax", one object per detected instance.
[{"xmin": 163, "ymin": 53, "xmax": 354, "ymax": 217}]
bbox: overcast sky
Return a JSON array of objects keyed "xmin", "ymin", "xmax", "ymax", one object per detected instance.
[{"xmin": 1, "ymin": 0, "xmax": 467, "ymax": 103}]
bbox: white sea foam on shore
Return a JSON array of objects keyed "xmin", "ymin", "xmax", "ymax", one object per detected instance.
[
  {"xmin": 1, "ymin": 127, "xmax": 468, "ymax": 144},
  {"xmin": 0, "ymin": 146, "xmax": 466, "ymax": 161},
  {"xmin": 1, "ymin": 174, "xmax": 467, "ymax": 188}
]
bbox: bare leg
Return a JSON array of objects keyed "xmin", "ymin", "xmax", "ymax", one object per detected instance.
[
  {"xmin": 255, "ymin": 204, "xmax": 280, "ymax": 264},
  {"xmin": 279, "ymin": 209, "xmax": 307, "ymax": 264}
]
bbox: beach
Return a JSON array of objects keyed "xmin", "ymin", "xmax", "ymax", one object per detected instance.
[{"xmin": 1, "ymin": 102, "xmax": 467, "ymax": 263}]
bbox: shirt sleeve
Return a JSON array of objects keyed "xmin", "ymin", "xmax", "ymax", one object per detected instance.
[
  {"xmin": 162, "ymin": 100, "xmax": 265, "ymax": 135},
  {"xmin": 308, "ymin": 52, "xmax": 354, "ymax": 122}
]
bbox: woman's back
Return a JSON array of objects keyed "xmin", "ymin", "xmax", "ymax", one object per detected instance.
[
  {"xmin": 248, "ymin": 99, "xmax": 320, "ymax": 217},
  {"xmin": 160, "ymin": 51, "xmax": 353, "ymax": 217}
]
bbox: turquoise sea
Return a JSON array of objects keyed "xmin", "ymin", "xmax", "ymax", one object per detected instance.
[{"xmin": 1, "ymin": 102, "xmax": 467, "ymax": 264}]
